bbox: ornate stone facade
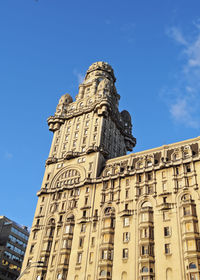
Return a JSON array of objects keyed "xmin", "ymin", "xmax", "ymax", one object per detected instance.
[{"xmin": 21, "ymin": 62, "xmax": 200, "ymax": 280}]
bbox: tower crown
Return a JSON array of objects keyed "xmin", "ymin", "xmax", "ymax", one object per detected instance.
[{"xmin": 85, "ymin": 61, "xmax": 116, "ymax": 82}]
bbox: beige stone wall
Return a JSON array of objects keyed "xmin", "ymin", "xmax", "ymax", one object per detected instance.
[{"xmin": 21, "ymin": 62, "xmax": 200, "ymax": 280}]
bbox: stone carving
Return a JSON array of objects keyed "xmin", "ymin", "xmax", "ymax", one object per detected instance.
[
  {"xmin": 55, "ymin": 169, "xmax": 81, "ymax": 188},
  {"xmin": 56, "ymin": 94, "xmax": 73, "ymax": 116}
]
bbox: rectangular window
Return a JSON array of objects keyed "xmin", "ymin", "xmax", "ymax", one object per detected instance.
[
  {"xmin": 77, "ymin": 253, "xmax": 82, "ymax": 264},
  {"xmin": 185, "ymin": 164, "xmax": 191, "ymax": 172},
  {"xmin": 102, "ymin": 250, "xmax": 108, "ymax": 260},
  {"xmin": 164, "ymin": 227, "xmax": 170, "ymax": 237},
  {"xmin": 165, "ymin": 244, "xmax": 171, "ymax": 254},
  {"xmin": 80, "ymin": 224, "xmax": 86, "ymax": 233},
  {"xmin": 65, "ymin": 225, "xmax": 71, "ymax": 234},
  {"xmin": 163, "ymin": 183, "xmax": 167, "ymax": 192},
  {"xmin": 79, "ymin": 237, "xmax": 84, "ymax": 248},
  {"xmin": 142, "ymin": 245, "xmax": 148, "ymax": 255},
  {"xmin": 125, "ymin": 189, "xmax": 129, "ymax": 199},
  {"xmin": 126, "ymin": 179, "xmax": 129, "ymax": 186},
  {"xmin": 85, "ymin": 197, "xmax": 88, "ymax": 205},
  {"xmin": 91, "ymin": 237, "xmax": 95, "ymax": 246},
  {"xmin": 147, "ymin": 173, "xmax": 152, "ymax": 181},
  {"xmin": 141, "ymin": 212, "xmax": 148, "ymax": 222},
  {"xmin": 123, "ymin": 232, "xmax": 130, "ymax": 243},
  {"xmin": 124, "ymin": 217, "xmax": 130, "ymax": 227},
  {"xmin": 82, "ymin": 146, "xmax": 86, "ymax": 152},
  {"xmin": 89, "ymin": 252, "xmax": 94, "ymax": 263},
  {"xmin": 183, "ymin": 206, "xmax": 191, "ymax": 216},
  {"xmin": 82, "ymin": 137, "xmax": 87, "ymax": 145},
  {"xmin": 122, "ymin": 248, "xmax": 128, "ymax": 259}
]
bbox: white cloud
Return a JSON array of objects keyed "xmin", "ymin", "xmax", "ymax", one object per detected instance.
[
  {"xmin": 167, "ymin": 27, "xmax": 187, "ymax": 45},
  {"xmin": 162, "ymin": 24, "xmax": 200, "ymax": 128},
  {"xmin": 73, "ymin": 69, "xmax": 84, "ymax": 84}
]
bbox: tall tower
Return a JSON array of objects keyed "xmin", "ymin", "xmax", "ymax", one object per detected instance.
[
  {"xmin": 21, "ymin": 62, "xmax": 136, "ymax": 280},
  {"xmin": 21, "ymin": 62, "xmax": 200, "ymax": 280}
]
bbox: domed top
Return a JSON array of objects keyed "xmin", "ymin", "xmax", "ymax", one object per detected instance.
[
  {"xmin": 59, "ymin": 93, "xmax": 73, "ymax": 105},
  {"xmin": 86, "ymin": 61, "xmax": 116, "ymax": 82}
]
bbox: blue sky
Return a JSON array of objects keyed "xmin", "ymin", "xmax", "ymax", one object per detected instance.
[{"xmin": 1, "ymin": 0, "xmax": 200, "ymax": 227}]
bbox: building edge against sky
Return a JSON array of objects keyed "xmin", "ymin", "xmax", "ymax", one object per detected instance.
[{"xmin": 21, "ymin": 62, "xmax": 200, "ymax": 280}]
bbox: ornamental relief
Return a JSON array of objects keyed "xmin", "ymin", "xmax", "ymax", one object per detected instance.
[
  {"xmin": 51, "ymin": 166, "xmax": 86, "ymax": 189},
  {"xmin": 55, "ymin": 169, "xmax": 80, "ymax": 188}
]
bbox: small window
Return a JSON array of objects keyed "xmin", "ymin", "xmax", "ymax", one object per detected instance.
[
  {"xmin": 82, "ymin": 146, "xmax": 86, "ymax": 152},
  {"xmin": 147, "ymin": 172, "xmax": 152, "ymax": 181},
  {"xmin": 83, "ymin": 210, "xmax": 87, "ymax": 217},
  {"xmin": 124, "ymin": 217, "xmax": 130, "ymax": 227},
  {"xmin": 141, "ymin": 245, "xmax": 148, "ymax": 255},
  {"xmin": 142, "ymin": 266, "xmax": 148, "ymax": 273},
  {"xmin": 164, "ymin": 227, "xmax": 170, "ymax": 237},
  {"xmin": 163, "ymin": 211, "xmax": 169, "ymax": 221},
  {"xmin": 122, "ymin": 248, "xmax": 128, "ymax": 259},
  {"xmin": 125, "ymin": 189, "xmax": 129, "ymax": 199},
  {"xmin": 165, "ymin": 243, "xmax": 171, "ymax": 254},
  {"xmin": 183, "ymin": 206, "xmax": 191, "ymax": 216},
  {"xmin": 77, "ymin": 253, "xmax": 82, "ymax": 264},
  {"xmin": 85, "ymin": 197, "xmax": 88, "ymax": 205},
  {"xmin": 79, "ymin": 237, "xmax": 84, "ymax": 248},
  {"xmin": 186, "ymin": 164, "xmax": 191, "ymax": 173},
  {"xmin": 86, "ymin": 187, "xmax": 90, "ymax": 193},
  {"xmin": 189, "ymin": 263, "xmax": 197, "ymax": 269},
  {"xmin": 147, "ymin": 161, "xmax": 152, "ymax": 167},
  {"xmin": 100, "ymin": 270, "xmax": 106, "ymax": 277},
  {"xmin": 89, "ymin": 252, "xmax": 93, "ymax": 263},
  {"xmin": 91, "ymin": 237, "xmax": 95, "ymax": 246},
  {"xmin": 81, "ymin": 224, "xmax": 86, "ymax": 233},
  {"xmin": 123, "ymin": 232, "xmax": 130, "ymax": 243}
]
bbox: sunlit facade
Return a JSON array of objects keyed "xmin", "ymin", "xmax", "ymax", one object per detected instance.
[{"xmin": 21, "ymin": 62, "xmax": 200, "ymax": 280}]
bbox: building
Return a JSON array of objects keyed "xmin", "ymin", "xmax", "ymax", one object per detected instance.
[
  {"xmin": 21, "ymin": 62, "xmax": 200, "ymax": 280},
  {"xmin": 0, "ymin": 216, "xmax": 29, "ymax": 280}
]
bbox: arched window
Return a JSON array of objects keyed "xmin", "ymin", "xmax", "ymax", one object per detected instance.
[
  {"xmin": 166, "ymin": 268, "xmax": 172, "ymax": 280},
  {"xmin": 48, "ymin": 218, "xmax": 55, "ymax": 225},
  {"xmin": 100, "ymin": 270, "xmax": 106, "ymax": 276},
  {"xmin": 141, "ymin": 201, "xmax": 152, "ymax": 208},
  {"xmin": 189, "ymin": 263, "xmax": 197, "ymax": 269},
  {"xmin": 181, "ymin": 194, "xmax": 191, "ymax": 201},
  {"xmin": 142, "ymin": 266, "xmax": 148, "ymax": 273},
  {"xmin": 121, "ymin": 271, "xmax": 127, "ymax": 280},
  {"xmin": 57, "ymin": 274, "xmax": 62, "ymax": 279}
]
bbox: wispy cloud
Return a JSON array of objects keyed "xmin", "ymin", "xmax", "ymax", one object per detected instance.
[
  {"xmin": 4, "ymin": 152, "xmax": 13, "ymax": 160},
  {"xmin": 162, "ymin": 23, "xmax": 200, "ymax": 128},
  {"xmin": 73, "ymin": 69, "xmax": 84, "ymax": 84}
]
